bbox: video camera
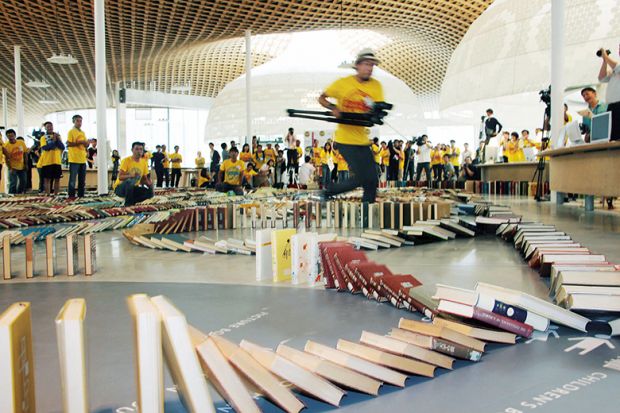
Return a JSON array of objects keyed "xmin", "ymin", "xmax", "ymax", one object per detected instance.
[
  {"xmin": 415, "ymin": 136, "xmax": 426, "ymax": 146},
  {"xmin": 287, "ymin": 101, "xmax": 393, "ymax": 127},
  {"xmin": 539, "ymin": 86, "xmax": 551, "ymax": 106}
]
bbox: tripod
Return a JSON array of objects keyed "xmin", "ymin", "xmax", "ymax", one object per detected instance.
[{"xmin": 533, "ymin": 104, "xmax": 551, "ymax": 202}]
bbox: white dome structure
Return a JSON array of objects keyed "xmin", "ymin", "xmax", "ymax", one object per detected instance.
[
  {"xmin": 440, "ymin": 0, "xmax": 620, "ymax": 111},
  {"xmin": 205, "ymin": 30, "xmax": 426, "ymax": 142}
]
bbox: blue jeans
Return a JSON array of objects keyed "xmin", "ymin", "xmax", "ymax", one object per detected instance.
[
  {"xmin": 114, "ymin": 179, "xmax": 154, "ymax": 206},
  {"xmin": 9, "ymin": 169, "xmax": 27, "ymax": 194},
  {"xmin": 322, "ymin": 164, "xmax": 331, "ymax": 188},
  {"xmin": 68, "ymin": 162, "xmax": 86, "ymax": 197},
  {"xmin": 338, "ymin": 170, "xmax": 349, "ymax": 182}
]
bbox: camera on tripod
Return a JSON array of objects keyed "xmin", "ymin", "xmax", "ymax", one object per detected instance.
[{"xmin": 539, "ymin": 86, "xmax": 551, "ymax": 106}]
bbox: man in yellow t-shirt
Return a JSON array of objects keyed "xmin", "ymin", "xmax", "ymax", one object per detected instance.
[
  {"xmin": 66, "ymin": 114, "xmax": 88, "ymax": 197},
  {"xmin": 318, "ymin": 48, "xmax": 384, "ymax": 203},
  {"xmin": 113, "ymin": 141, "xmax": 153, "ymax": 206},
  {"xmin": 195, "ymin": 151, "xmax": 206, "ymax": 169},
  {"xmin": 448, "ymin": 140, "xmax": 461, "ymax": 177},
  {"xmin": 216, "ymin": 146, "xmax": 244, "ymax": 195},
  {"xmin": 161, "ymin": 144, "xmax": 170, "ymax": 187},
  {"xmin": 38, "ymin": 122, "xmax": 65, "ymax": 195},
  {"xmin": 264, "ymin": 143, "xmax": 276, "ymax": 163},
  {"xmin": 169, "ymin": 145, "xmax": 183, "ymax": 188},
  {"xmin": 335, "ymin": 147, "xmax": 350, "ymax": 183},
  {"xmin": 2, "ymin": 129, "xmax": 29, "ymax": 194}
]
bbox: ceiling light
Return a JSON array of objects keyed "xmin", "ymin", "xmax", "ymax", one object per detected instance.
[
  {"xmin": 47, "ymin": 53, "xmax": 78, "ymax": 65},
  {"xmin": 26, "ymin": 80, "xmax": 51, "ymax": 88}
]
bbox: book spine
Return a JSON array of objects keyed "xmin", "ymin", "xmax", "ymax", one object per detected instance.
[
  {"xmin": 429, "ymin": 337, "xmax": 482, "ymax": 361},
  {"xmin": 477, "ymin": 295, "xmax": 548, "ymax": 331},
  {"xmin": 472, "ymin": 306, "xmax": 533, "ymax": 337}
]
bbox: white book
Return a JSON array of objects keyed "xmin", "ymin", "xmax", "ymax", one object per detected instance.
[
  {"xmin": 127, "ymin": 294, "xmax": 163, "ymax": 413},
  {"xmin": 255, "ymin": 229, "xmax": 273, "ymax": 281},
  {"xmin": 291, "ymin": 232, "xmax": 319, "ymax": 285},
  {"xmin": 475, "ymin": 282, "xmax": 590, "ymax": 332},
  {"xmin": 55, "ymin": 298, "xmax": 88, "ymax": 413},
  {"xmin": 150, "ymin": 296, "xmax": 214, "ymax": 413}
]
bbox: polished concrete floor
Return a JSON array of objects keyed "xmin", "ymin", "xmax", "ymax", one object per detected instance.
[{"xmin": 1, "ymin": 196, "xmax": 619, "ymax": 412}]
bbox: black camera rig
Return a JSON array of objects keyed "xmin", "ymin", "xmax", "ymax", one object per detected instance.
[{"xmin": 287, "ymin": 102, "xmax": 393, "ymax": 127}]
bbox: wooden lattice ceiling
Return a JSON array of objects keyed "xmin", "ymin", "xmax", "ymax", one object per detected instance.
[{"xmin": 0, "ymin": 0, "xmax": 493, "ymax": 127}]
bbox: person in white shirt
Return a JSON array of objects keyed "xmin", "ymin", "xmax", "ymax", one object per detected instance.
[
  {"xmin": 598, "ymin": 45, "xmax": 620, "ymax": 140},
  {"xmin": 461, "ymin": 143, "xmax": 472, "ymax": 165},
  {"xmin": 415, "ymin": 135, "xmax": 432, "ymax": 187},
  {"xmin": 298, "ymin": 155, "xmax": 316, "ymax": 188}
]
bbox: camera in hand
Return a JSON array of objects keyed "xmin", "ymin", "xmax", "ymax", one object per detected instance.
[
  {"xmin": 415, "ymin": 136, "xmax": 426, "ymax": 146},
  {"xmin": 596, "ymin": 49, "xmax": 611, "ymax": 57}
]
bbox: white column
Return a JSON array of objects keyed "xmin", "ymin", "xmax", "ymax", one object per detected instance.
[
  {"xmin": 115, "ymin": 82, "xmax": 127, "ymax": 156},
  {"xmin": 550, "ymin": 0, "xmax": 565, "ymax": 144},
  {"xmin": 95, "ymin": 0, "xmax": 108, "ymax": 193},
  {"xmin": 245, "ymin": 29, "xmax": 252, "ymax": 146},
  {"xmin": 13, "ymin": 46, "xmax": 24, "ymax": 137},
  {"xmin": 1, "ymin": 88, "xmax": 7, "ymax": 128}
]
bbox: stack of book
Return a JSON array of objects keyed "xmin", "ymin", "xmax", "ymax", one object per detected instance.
[{"xmin": 465, "ymin": 180, "xmax": 549, "ymax": 197}]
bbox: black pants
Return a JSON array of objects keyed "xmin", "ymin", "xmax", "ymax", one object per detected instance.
[
  {"xmin": 433, "ymin": 164, "xmax": 443, "ymax": 181},
  {"xmin": 286, "ymin": 149, "xmax": 298, "ymax": 172},
  {"xmin": 325, "ymin": 144, "xmax": 378, "ymax": 203},
  {"xmin": 387, "ymin": 165, "xmax": 399, "ymax": 181},
  {"xmin": 171, "ymin": 169, "xmax": 181, "ymax": 187},
  {"xmin": 216, "ymin": 182, "xmax": 243, "ymax": 195},
  {"xmin": 154, "ymin": 167, "xmax": 164, "ymax": 187},
  {"xmin": 416, "ymin": 162, "xmax": 431, "ymax": 187},
  {"xmin": 163, "ymin": 168, "xmax": 170, "ymax": 187},
  {"xmin": 608, "ymin": 101, "xmax": 620, "ymax": 141}
]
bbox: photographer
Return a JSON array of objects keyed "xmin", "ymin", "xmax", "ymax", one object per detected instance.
[
  {"xmin": 580, "ymin": 87, "xmax": 608, "ymax": 142},
  {"xmin": 415, "ymin": 135, "xmax": 432, "ymax": 187},
  {"xmin": 598, "ymin": 45, "xmax": 620, "ymax": 140},
  {"xmin": 458, "ymin": 156, "xmax": 478, "ymax": 182}
]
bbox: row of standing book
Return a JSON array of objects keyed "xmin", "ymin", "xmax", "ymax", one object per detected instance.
[
  {"xmin": 2, "ymin": 233, "xmax": 96, "ymax": 280},
  {"xmin": 464, "ymin": 180, "xmax": 550, "ymax": 197},
  {"xmin": 1, "ymin": 293, "xmax": 520, "ymax": 413}
]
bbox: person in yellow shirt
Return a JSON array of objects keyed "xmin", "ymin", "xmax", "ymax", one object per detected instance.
[
  {"xmin": 66, "ymin": 114, "xmax": 88, "ymax": 197},
  {"xmin": 252, "ymin": 144, "xmax": 266, "ymax": 169},
  {"xmin": 430, "ymin": 145, "xmax": 443, "ymax": 182},
  {"xmin": 239, "ymin": 144, "xmax": 252, "ymax": 164},
  {"xmin": 371, "ymin": 137, "xmax": 381, "ymax": 179},
  {"xmin": 311, "ymin": 139, "xmax": 322, "ymax": 168},
  {"xmin": 320, "ymin": 142, "xmax": 335, "ymax": 189},
  {"xmin": 379, "ymin": 141, "xmax": 390, "ymax": 183},
  {"xmin": 169, "ymin": 145, "xmax": 183, "ymax": 188},
  {"xmin": 264, "ymin": 143, "xmax": 276, "ymax": 163},
  {"xmin": 397, "ymin": 140, "xmax": 405, "ymax": 182},
  {"xmin": 242, "ymin": 163, "xmax": 258, "ymax": 189},
  {"xmin": 197, "ymin": 167, "xmax": 211, "ymax": 188},
  {"xmin": 161, "ymin": 144, "xmax": 170, "ymax": 187},
  {"xmin": 2, "ymin": 128, "xmax": 29, "ymax": 194},
  {"xmin": 113, "ymin": 141, "xmax": 153, "ymax": 206},
  {"xmin": 503, "ymin": 132, "xmax": 526, "ymax": 163},
  {"xmin": 195, "ymin": 151, "xmax": 205, "ymax": 169},
  {"xmin": 38, "ymin": 123, "xmax": 65, "ymax": 195},
  {"xmin": 216, "ymin": 146, "xmax": 244, "ymax": 195},
  {"xmin": 336, "ymin": 148, "xmax": 349, "ymax": 182},
  {"xmin": 317, "ymin": 48, "xmax": 384, "ymax": 203},
  {"xmin": 448, "ymin": 139, "xmax": 461, "ymax": 176}
]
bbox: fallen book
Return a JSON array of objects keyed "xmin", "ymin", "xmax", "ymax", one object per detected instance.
[
  {"xmin": 398, "ymin": 317, "xmax": 486, "ymax": 352},
  {"xmin": 432, "ymin": 317, "xmax": 516, "ymax": 344}
]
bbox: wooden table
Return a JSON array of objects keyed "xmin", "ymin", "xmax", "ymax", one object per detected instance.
[
  {"xmin": 540, "ymin": 141, "xmax": 620, "ymax": 211},
  {"xmin": 477, "ymin": 161, "xmax": 548, "ymax": 182}
]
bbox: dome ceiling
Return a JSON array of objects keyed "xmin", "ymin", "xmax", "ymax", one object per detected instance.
[{"xmin": 0, "ymin": 0, "xmax": 492, "ymax": 127}]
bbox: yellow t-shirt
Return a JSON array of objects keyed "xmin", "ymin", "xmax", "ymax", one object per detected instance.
[
  {"xmin": 320, "ymin": 149, "xmax": 335, "ymax": 165},
  {"xmin": 312, "ymin": 147, "xmax": 322, "ymax": 166},
  {"xmin": 195, "ymin": 157, "xmax": 206, "ymax": 169},
  {"xmin": 113, "ymin": 156, "xmax": 149, "ymax": 189},
  {"xmin": 3, "ymin": 140, "xmax": 27, "ymax": 170},
  {"xmin": 264, "ymin": 148, "xmax": 276, "ymax": 162},
  {"xmin": 430, "ymin": 149, "xmax": 442, "ymax": 166},
  {"xmin": 197, "ymin": 174, "xmax": 210, "ymax": 187},
  {"xmin": 398, "ymin": 149, "xmax": 405, "ymax": 170},
  {"xmin": 380, "ymin": 148, "xmax": 390, "ymax": 166},
  {"xmin": 252, "ymin": 152, "xmax": 266, "ymax": 168},
  {"xmin": 67, "ymin": 127, "xmax": 87, "ymax": 164},
  {"xmin": 336, "ymin": 152, "xmax": 349, "ymax": 171},
  {"xmin": 142, "ymin": 151, "xmax": 152, "ymax": 162},
  {"xmin": 170, "ymin": 152, "xmax": 182, "ymax": 169},
  {"xmin": 239, "ymin": 152, "xmax": 252, "ymax": 163},
  {"xmin": 221, "ymin": 159, "xmax": 245, "ymax": 185},
  {"xmin": 449, "ymin": 147, "xmax": 460, "ymax": 166},
  {"xmin": 371, "ymin": 143, "xmax": 381, "ymax": 164},
  {"xmin": 296, "ymin": 146, "xmax": 303, "ymax": 159},
  {"xmin": 38, "ymin": 136, "xmax": 62, "ymax": 167},
  {"xmin": 324, "ymin": 75, "xmax": 384, "ymax": 146},
  {"xmin": 506, "ymin": 141, "xmax": 526, "ymax": 163},
  {"xmin": 162, "ymin": 151, "xmax": 169, "ymax": 168},
  {"xmin": 243, "ymin": 169, "xmax": 258, "ymax": 183}
]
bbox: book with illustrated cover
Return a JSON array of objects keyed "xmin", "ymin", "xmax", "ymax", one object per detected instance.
[
  {"xmin": 271, "ymin": 229, "xmax": 296, "ymax": 282},
  {"xmin": 291, "ymin": 232, "xmax": 319, "ymax": 285}
]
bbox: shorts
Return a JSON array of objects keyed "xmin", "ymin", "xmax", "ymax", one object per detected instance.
[{"xmin": 42, "ymin": 164, "xmax": 62, "ymax": 179}]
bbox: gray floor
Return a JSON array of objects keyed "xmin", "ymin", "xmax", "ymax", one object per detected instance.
[{"xmin": 1, "ymin": 197, "xmax": 619, "ymax": 412}]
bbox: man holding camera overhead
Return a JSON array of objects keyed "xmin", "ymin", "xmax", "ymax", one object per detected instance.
[
  {"xmin": 598, "ymin": 45, "xmax": 620, "ymax": 140},
  {"xmin": 317, "ymin": 48, "xmax": 384, "ymax": 203}
]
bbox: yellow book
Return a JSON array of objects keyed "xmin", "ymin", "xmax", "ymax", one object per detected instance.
[
  {"xmin": 270, "ymin": 229, "xmax": 296, "ymax": 282},
  {"xmin": 0, "ymin": 302, "xmax": 36, "ymax": 413},
  {"xmin": 55, "ymin": 298, "xmax": 88, "ymax": 413}
]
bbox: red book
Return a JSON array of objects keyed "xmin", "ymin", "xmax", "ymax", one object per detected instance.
[
  {"xmin": 349, "ymin": 262, "xmax": 392, "ymax": 299},
  {"xmin": 380, "ymin": 274, "xmax": 421, "ymax": 308},
  {"xmin": 318, "ymin": 242, "xmax": 352, "ymax": 289},
  {"xmin": 333, "ymin": 249, "xmax": 368, "ymax": 293},
  {"xmin": 438, "ymin": 300, "xmax": 533, "ymax": 338}
]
